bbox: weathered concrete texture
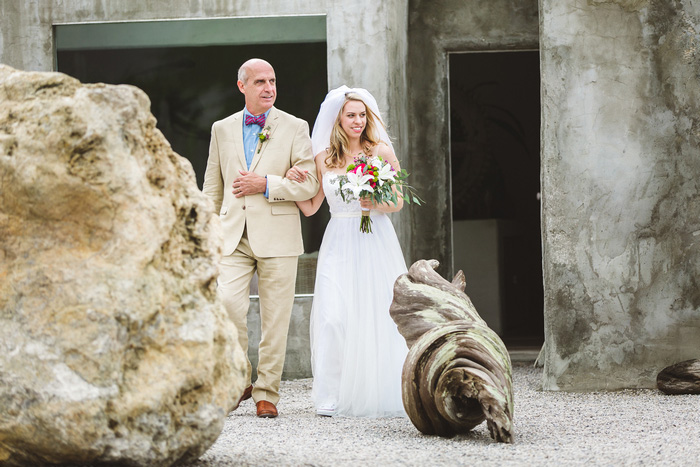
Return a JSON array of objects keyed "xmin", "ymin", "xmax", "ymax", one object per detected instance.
[
  {"xmin": 0, "ymin": 65, "xmax": 246, "ymax": 466},
  {"xmin": 326, "ymin": 0, "xmax": 411, "ymax": 254},
  {"xmin": 589, "ymin": 0, "xmax": 649, "ymax": 11},
  {"xmin": 540, "ymin": 0, "xmax": 700, "ymax": 390},
  {"xmin": 0, "ymin": 0, "xmax": 325, "ymax": 72},
  {"xmin": 246, "ymin": 297, "xmax": 313, "ymax": 379},
  {"xmin": 407, "ymin": 0, "xmax": 540, "ymax": 278}
]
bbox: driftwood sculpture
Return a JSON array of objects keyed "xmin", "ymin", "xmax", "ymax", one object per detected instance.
[
  {"xmin": 657, "ymin": 359, "xmax": 700, "ymax": 395},
  {"xmin": 390, "ymin": 259, "xmax": 514, "ymax": 443}
]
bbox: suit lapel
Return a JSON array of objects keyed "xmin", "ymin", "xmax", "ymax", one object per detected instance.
[
  {"xmin": 249, "ymin": 107, "xmax": 279, "ymax": 172},
  {"xmin": 232, "ymin": 112, "xmax": 247, "ymax": 169}
]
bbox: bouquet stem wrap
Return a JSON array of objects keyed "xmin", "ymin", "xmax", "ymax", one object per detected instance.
[{"xmin": 360, "ymin": 208, "xmax": 372, "ymax": 233}]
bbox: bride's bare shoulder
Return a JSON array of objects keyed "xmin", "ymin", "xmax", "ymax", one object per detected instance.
[{"xmin": 374, "ymin": 142, "xmax": 395, "ymax": 158}]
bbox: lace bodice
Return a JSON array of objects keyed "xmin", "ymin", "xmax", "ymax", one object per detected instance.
[{"xmin": 323, "ymin": 172, "xmax": 362, "ymax": 215}]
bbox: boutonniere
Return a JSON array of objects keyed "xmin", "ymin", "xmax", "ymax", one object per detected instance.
[{"xmin": 257, "ymin": 126, "xmax": 272, "ymax": 154}]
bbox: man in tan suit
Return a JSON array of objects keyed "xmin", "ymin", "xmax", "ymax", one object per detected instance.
[{"xmin": 203, "ymin": 58, "xmax": 319, "ymax": 418}]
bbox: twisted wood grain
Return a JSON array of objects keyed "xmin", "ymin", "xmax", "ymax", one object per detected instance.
[{"xmin": 390, "ymin": 259, "xmax": 514, "ymax": 443}]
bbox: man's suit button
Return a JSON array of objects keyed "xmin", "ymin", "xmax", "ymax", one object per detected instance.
[{"xmin": 242, "ymin": 206, "xmax": 246, "ymax": 210}]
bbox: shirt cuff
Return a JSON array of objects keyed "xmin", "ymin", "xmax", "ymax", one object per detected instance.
[{"xmin": 264, "ymin": 175, "xmax": 269, "ymax": 199}]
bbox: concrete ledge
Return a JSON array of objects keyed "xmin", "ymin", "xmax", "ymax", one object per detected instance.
[
  {"xmin": 246, "ymin": 296, "xmax": 313, "ymax": 380},
  {"xmin": 247, "ymin": 297, "xmax": 539, "ymax": 379}
]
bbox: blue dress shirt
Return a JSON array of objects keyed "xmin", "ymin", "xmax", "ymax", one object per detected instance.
[{"xmin": 243, "ymin": 108, "xmax": 271, "ymax": 197}]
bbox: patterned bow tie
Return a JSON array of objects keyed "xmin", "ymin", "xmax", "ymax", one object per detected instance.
[{"xmin": 245, "ymin": 114, "xmax": 266, "ymax": 127}]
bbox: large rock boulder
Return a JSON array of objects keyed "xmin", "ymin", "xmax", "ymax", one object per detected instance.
[{"xmin": 0, "ymin": 65, "xmax": 246, "ymax": 466}]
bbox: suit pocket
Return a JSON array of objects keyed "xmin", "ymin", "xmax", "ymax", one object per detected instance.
[{"xmin": 271, "ymin": 202, "xmax": 297, "ymax": 215}]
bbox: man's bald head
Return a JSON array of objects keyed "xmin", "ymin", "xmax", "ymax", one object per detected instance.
[
  {"xmin": 238, "ymin": 58, "xmax": 274, "ymax": 85},
  {"xmin": 237, "ymin": 58, "xmax": 277, "ymax": 115}
]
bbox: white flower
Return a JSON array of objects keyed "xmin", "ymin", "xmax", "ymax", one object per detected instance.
[
  {"xmin": 344, "ymin": 168, "xmax": 374, "ymax": 198},
  {"xmin": 375, "ymin": 162, "xmax": 396, "ymax": 186},
  {"xmin": 368, "ymin": 156, "xmax": 382, "ymax": 169}
]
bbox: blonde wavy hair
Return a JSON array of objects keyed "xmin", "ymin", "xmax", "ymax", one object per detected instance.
[{"xmin": 325, "ymin": 93, "xmax": 386, "ymax": 168}]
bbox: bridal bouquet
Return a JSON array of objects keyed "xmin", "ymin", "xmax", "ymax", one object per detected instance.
[{"xmin": 334, "ymin": 154, "xmax": 422, "ymax": 233}]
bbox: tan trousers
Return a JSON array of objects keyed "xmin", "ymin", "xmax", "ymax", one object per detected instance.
[{"xmin": 218, "ymin": 230, "xmax": 298, "ymax": 405}]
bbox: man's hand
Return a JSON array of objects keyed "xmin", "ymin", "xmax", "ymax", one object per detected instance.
[{"xmin": 233, "ymin": 170, "xmax": 267, "ymax": 197}]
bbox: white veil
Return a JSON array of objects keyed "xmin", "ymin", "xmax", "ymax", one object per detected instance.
[{"xmin": 310, "ymin": 85, "xmax": 394, "ymax": 157}]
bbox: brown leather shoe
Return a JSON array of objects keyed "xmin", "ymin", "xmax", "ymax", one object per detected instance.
[
  {"xmin": 232, "ymin": 385, "xmax": 253, "ymax": 411},
  {"xmin": 256, "ymin": 400, "xmax": 278, "ymax": 418}
]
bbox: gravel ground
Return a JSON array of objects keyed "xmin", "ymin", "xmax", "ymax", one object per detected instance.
[{"xmin": 185, "ymin": 363, "xmax": 700, "ymax": 466}]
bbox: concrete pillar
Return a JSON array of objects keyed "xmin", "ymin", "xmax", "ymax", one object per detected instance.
[
  {"xmin": 325, "ymin": 0, "xmax": 411, "ymax": 252},
  {"xmin": 0, "ymin": 1, "xmax": 51, "ymax": 71},
  {"xmin": 540, "ymin": 0, "xmax": 700, "ymax": 390}
]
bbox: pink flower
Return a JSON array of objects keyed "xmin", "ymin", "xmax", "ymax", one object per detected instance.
[{"xmin": 257, "ymin": 126, "xmax": 272, "ymax": 153}]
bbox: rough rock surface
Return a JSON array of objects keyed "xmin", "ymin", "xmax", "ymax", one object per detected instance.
[
  {"xmin": 0, "ymin": 65, "xmax": 246, "ymax": 466},
  {"xmin": 657, "ymin": 359, "xmax": 700, "ymax": 395}
]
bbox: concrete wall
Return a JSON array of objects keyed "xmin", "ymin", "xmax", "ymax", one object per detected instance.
[
  {"xmin": 540, "ymin": 0, "xmax": 700, "ymax": 390},
  {"xmin": 247, "ymin": 297, "xmax": 313, "ymax": 379},
  {"xmin": 406, "ymin": 0, "xmax": 540, "ymax": 279},
  {"xmin": 0, "ymin": 1, "xmax": 308, "ymax": 71}
]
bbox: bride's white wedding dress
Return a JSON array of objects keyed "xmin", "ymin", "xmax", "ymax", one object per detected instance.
[{"xmin": 310, "ymin": 172, "xmax": 408, "ymax": 418}]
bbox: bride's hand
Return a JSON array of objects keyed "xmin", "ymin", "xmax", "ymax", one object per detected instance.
[
  {"xmin": 285, "ymin": 166, "xmax": 308, "ymax": 183},
  {"xmin": 360, "ymin": 197, "xmax": 375, "ymax": 210}
]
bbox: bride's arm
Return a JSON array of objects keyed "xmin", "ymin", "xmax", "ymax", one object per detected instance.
[
  {"xmin": 360, "ymin": 143, "xmax": 404, "ymax": 213},
  {"xmin": 288, "ymin": 153, "xmax": 326, "ymax": 217}
]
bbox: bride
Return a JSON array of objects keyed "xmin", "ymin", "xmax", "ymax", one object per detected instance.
[{"xmin": 287, "ymin": 86, "xmax": 408, "ymax": 417}]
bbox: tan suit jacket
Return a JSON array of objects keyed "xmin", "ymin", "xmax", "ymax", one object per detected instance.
[{"xmin": 203, "ymin": 107, "xmax": 319, "ymax": 257}]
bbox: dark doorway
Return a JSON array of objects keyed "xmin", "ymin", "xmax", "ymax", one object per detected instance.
[{"xmin": 449, "ymin": 51, "xmax": 543, "ymax": 347}]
